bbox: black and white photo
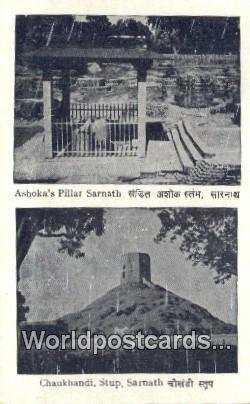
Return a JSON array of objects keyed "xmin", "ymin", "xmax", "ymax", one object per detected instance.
[
  {"xmin": 14, "ymin": 15, "xmax": 240, "ymax": 184},
  {"xmin": 17, "ymin": 208, "xmax": 237, "ymax": 374}
]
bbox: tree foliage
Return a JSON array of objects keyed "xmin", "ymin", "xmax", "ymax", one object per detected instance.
[
  {"xmin": 147, "ymin": 16, "xmax": 240, "ymax": 54},
  {"xmin": 16, "ymin": 208, "xmax": 105, "ymax": 270},
  {"xmin": 114, "ymin": 18, "xmax": 151, "ymax": 37},
  {"xmin": 15, "ymin": 15, "xmax": 74, "ymax": 54},
  {"xmin": 16, "ymin": 208, "xmax": 105, "ymax": 322},
  {"xmin": 16, "ymin": 15, "xmax": 239, "ymax": 56},
  {"xmin": 155, "ymin": 208, "xmax": 237, "ymax": 284}
]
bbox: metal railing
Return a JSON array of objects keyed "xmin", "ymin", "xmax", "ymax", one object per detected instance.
[
  {"xmin": 70, "ymin": 103, "xmax": 138, "ymax": 122},
  {"xmin": 52, "ymin": 119, "xmax": 138, "ymax": 157}
]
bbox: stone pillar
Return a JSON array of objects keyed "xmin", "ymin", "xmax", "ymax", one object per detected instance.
[
  {"xmin": 137, "ymin": 66, "xmax": 147, "ymax": 158},
  {"xmin": 61, "ymin": 69, "xmax": 71, "ymax": 120},
  {"xmin": 43, "ymin": 70, "xmax": 53, "ymax": 158}
]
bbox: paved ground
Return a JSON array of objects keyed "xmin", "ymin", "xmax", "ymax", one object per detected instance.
[
  {"xmin": 141, "ymin": 140, "xmax": 182, "ymax": 173},
  {"xmin": 14, "ymin": 130, "xmax": 143, "ymax": 183}
]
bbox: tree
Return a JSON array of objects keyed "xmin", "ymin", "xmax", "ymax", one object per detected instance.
[
  {"xmin": 21, "ymin": 15, "xmax": 55, "ymax": 50},
  {"xmin": 84, "ymin": 15, "xmax": 112, "ymax": 45},
  {"xmin": 114, "ymin": 18, "xmax": 151, "ymax": 37},
  {"xmin": 147, "ymin": 16, "xmax": 240, "ymax": 54},
  {"xmin": 16, "ymin": 208, "xmax": 105, "ymax": 322},
  {"xmin": 154, "ymin": 208, "xmax": 237, "ymax": 284},
  {"xmin": 147, "ymin": 16, "xmax": 190, "ymax": 53},
  {"xmin": 15, "ymin": 15, "xmax": 74, "ymax": 54}
]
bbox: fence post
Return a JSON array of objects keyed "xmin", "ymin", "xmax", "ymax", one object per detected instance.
[
  {"xmin": 137, "ymin": 66, "xmax": 147, "ymax": 158},
  {"xmin": 61, "ymin": 69, "xmax": 71, "ymax": 120},
  {"xmin": 43, "ymin": 70, "xmax": 53, "ymax": 158}
]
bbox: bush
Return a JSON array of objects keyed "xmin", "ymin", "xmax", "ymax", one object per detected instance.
[{"xmin": 15, "ymin": 100, "xmax": 43, "ymax": 121}]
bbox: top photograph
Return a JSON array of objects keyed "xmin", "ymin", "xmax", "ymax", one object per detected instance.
[{"xmin": 14, "ymin": 15, "xmax": 240, "ymax": 185}]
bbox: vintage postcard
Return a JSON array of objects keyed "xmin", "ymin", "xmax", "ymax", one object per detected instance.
[{"xmin": 0, "ymin": 1, "xmax": 250, "ymax": 404}]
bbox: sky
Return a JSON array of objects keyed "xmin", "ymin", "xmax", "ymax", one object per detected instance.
[
  {"xmin": 75, "ymin": 16, "xmax": 148, "ymax": 25},
  {"xmin": 19, "ymin": 208, "xmax": 237, "ymax": 325}
]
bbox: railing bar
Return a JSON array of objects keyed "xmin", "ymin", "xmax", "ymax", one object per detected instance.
[
  {"xmin": 110, "ymin": 123, "xmax": 112, "ymax": 155},
  {"xmin": 122, "ymin": 123, "xmax": 124, "ymax": 156},
  {"xmin": 133, "ymin": 123, "xmax": 136, "ymax": 155},
  {"xmin": 66, "ymin": 120, "xmax": 69, "ymax": 156},
  {"xmin": 85, "ymin": 127, "xmax": 88, "ymax": 156},
  {"xmin": 119, "ymin": 122, "xmax": 121, "ymax": 156},
  {"xmin": 84, "ymin": 126, "xmax": 87, "ymax": 156},
  {"xmin": 79, "ymin": 125, "xmax": 82, "ymax": 156},
  {"xmin": 92, "ymin": 124, "xmax": 95, "ymax": 156},
  {"xmin": 61, "ymin": 120, "xmax": 64, "ymax": 157},
  {"xmin": 124, "ymin": 121, "xmax": 126, "ymax": 156},
  {"xmin": 89, "ymin": 124, "xmax": 92, "ymax": 157},
  {"xmin": 82, "ymin": 127, "xmax": 85, "ymax": 156},
  {"xmin": 72, "ymin": 120, "xmax": 76, "ymax": 157},
  {"xmin": 113, "ymin": 121, "xmax": 115, "ymax": 155},
  {"xmin": 128, "ymin": 122, "xmax": 131, "ymax": 156},
  {"xmin": 87, "ymin": 127, "xmax": 89, "ymax": 156},
  {"xmin": 131, "ymin": 123, "xmax": 134, "ymax": 156},
  {"xmin": 80, "ymin": 127, "xmax": 84, "ymax": 157},
  {"xmin": 76, "ymin": 124, "xmax": 82, "ymax": 157},
  {"xmin": 77, "ymin": 124, "xmax": 80, "ymax": 156},
  {"xmin": 133, "ymin": 123, "xmax": 136, "ymax": 156},
  {"xmin": 76, "ymin": 123, "xmax": 79, "ymax": 156},
  {"xmin": 68, "ymin": 120, "xmax": 72, "ymax": 156},
  {"xmin": 56, "ymin": 123, "xmax": 59, "ymax": 156},
  {"xmin": 95, "ymin": 130, "xmax": 98, "ymax": 156}
]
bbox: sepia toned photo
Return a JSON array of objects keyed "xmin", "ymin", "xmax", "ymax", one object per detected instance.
[
  {"xmin": 14, "ymin": 15, "xmax": 240, "ymax": 185},
  {"xmin": 17, "ymin": 208, "xmax": 237, "ymax": 374}
]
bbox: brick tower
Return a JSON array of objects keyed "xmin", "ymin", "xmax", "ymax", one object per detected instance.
[{"xmin": 120, "ymin": 252, "xmax": 151, "ymax": 286}]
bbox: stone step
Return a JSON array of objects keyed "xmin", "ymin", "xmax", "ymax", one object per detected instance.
[
  {"xmin": 177, "ymin": 121, "xmax": 203, "ymax": 163},
  {"xmin": 170, "ymin": 127, "xmax": 194, "ymax": 172},
  {"xmin": 182, "ymin": 120, "xmax": 215, "ymax": 158}
]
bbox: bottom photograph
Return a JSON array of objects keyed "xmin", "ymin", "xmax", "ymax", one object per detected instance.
[{"xmin": 16, "ymin": 207, "xmax": 237, "ymax": 374}]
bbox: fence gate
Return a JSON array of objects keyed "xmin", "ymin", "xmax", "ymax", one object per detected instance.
[{"xmin": 52, "ymin": 103, "xmax": 138, "ymax": 157}]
